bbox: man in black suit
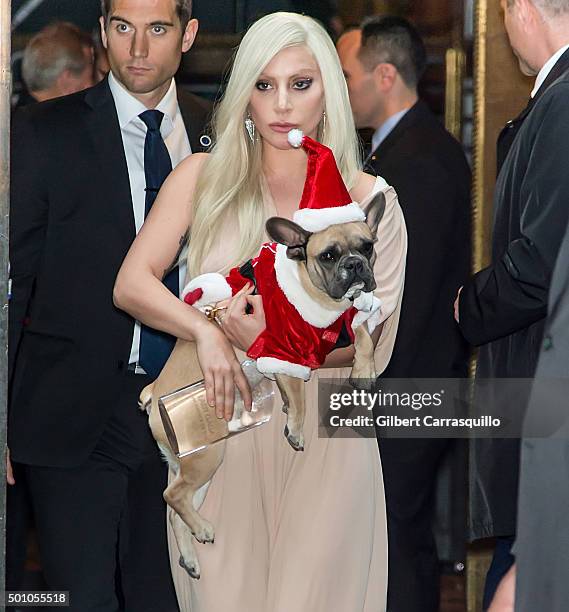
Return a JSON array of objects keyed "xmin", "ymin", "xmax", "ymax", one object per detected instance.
[
  {"xmin": 338, "ymin": 17, "xmax": 471, "ymax": 612},
  {"xmin": 8, "ymin": 1, "xmax": 211, "ymax": 610},
  {"xmin": 456, "ymin": 0, "xmax": 569, "ymax": 609},
  {"xmin": 486, "ymin": 218, "xmax": 569, "ymax": 612}
]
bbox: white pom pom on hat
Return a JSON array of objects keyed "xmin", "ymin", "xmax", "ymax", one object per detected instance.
[{"xmin": 287, "ymin": 128, "xmax": 304, "ymax": 149}]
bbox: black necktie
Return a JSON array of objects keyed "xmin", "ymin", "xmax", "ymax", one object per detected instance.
[{"xmin": 137, "ymin": 110, "xmax": 178, "ymax": 378}]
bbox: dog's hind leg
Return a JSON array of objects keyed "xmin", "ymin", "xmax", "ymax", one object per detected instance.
[
  {"xmin": 164, "ymin": 474, "xmax": 215, "ymax": 545},
  {"xmin": 164, "ymin": 473, "xmax": 216, "ymax": 580},
  {"xmin": 168, "ymin": 506, "xmax": 202, "ymax": 579},
  {"xmin": 278, "ymin": 379, "xmax": 290, "ymax": 415},
  {"xmin": 275, "ymin": 374, "xmax": 305, "ymax": 451}
]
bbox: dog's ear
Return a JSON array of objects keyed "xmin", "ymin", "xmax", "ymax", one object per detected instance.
[
  {"xmin": 363, "ymin": 191, "xmax": 386, "ymax": 237},
  {"xmin": 266, "ymin": 217, "xmax": 312, "ymax": 262}
]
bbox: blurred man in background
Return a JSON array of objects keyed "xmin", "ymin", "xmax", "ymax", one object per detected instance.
[
  {"xmin": 8, "ymin": 20, "xmax": 96, "ymax": 601},
  {"xmin": 338, "ymin": 16, "xmax": 471, "ymax": 612},
  {"xmin": 18, "ymin": 21, "xmax": 94, "ymax": 106}
]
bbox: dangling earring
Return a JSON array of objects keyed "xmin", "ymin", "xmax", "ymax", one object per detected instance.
[
  {"xmin": 245, "ymin": 113, "xmax": 256, "ymax": 142},
  {"xmin": 321, "ymin": 110, "xmax": 327, "ymax": 138}
]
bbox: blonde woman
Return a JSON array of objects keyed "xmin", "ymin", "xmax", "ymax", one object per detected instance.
[{"xmin": 114, "ymin": 12, "xmax": 407, "ymax": 611}]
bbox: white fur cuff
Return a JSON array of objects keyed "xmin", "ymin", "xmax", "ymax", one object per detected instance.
[
  {"xmin": 256, "ymin": 357, "xmax": 311, "ymax": 381},
  {"xmin": 351, "ymin": 295, "xmax": 382, "ymax": 334},
  {"xmin": 353, "ymin": 291, "xmax": 375, "ymax": 312},
  {"xmin": 182, "ymin": 273, "xmax": 232, "ymax": 310}
]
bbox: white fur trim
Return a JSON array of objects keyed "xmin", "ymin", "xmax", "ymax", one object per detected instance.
[
  {"xmin": 288, "ymin": 129, "xmax": 304, "ymax": 148},
  {"xmin": 351, "ymin": 295, "xmax": 382, "ymax": 334},
  {"xmin": 353, "ymin": 291, "xmax": 375, "ymax": 312},
  {"xmin": 181, "ymin": 273, "xmax": 232, "ymax": 309},
  {"xmin": 274, "ymin": 244, "xmax": 350, "ymax": 328},
  {"xmin": 256, "ymin": 356, "xmax": 311, "ymax": 381},
  {"xmin": 293, "ymin": 202, "xmax": 366, "ymax": 233}
]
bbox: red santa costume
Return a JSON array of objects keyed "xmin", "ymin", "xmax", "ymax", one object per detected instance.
[{"xmin": 182, "ymin": 130, "xmax": 381, "ymax": 381}]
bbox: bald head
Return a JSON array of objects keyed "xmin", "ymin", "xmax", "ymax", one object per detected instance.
[{"xmin": 22, "ymin": 22, "xmax": 94, "ymax": 101}]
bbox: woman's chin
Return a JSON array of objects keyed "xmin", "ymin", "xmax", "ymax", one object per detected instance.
[{"xmin": 261, "ymin": 133, "xmax": 298, "ymax": 151}]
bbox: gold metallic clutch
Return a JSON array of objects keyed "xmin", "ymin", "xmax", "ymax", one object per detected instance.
[{"xmin": 158, "ymin": 360, "xmax": 274, "ymax": 458}]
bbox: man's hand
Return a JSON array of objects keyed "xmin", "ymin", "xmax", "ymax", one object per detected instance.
[
  {"xmin": 220, "ymin": 284, "xmax": 266, "ymax": 352},
  {"xmin": 454, "ymin": 286, "xmax": 463, "ymax": 323},
  {"xmin": 488, "ymin": 564, "xmax": 516, "ymax": 612},
  {"xmin": 194, "ymin": 320, "xmax": 252, "ymax": 422},
  {"xmin": 7, "ymin": 448, "xmax": 15, "ymax": 485}
]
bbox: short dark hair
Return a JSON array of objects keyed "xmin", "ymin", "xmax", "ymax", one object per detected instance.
[
  {"xmin": 100, "ymin": 0, "xmax": 193, "ymax": 31},
  {"xmin": 359, "ymin": 16, "xmax": 426, "ymax": 89}
]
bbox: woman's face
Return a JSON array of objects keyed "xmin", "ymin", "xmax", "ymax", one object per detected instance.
[{"xmin": 248, "ymin": 45, "xmax": 325, "ymax": 150}]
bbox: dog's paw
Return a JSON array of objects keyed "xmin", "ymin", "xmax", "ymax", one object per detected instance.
[
  {"xmin": 137, "ymin": 397, "xmax": 152, "ymax": 415},
  {"xmin": 138, "ymin": 386, "xmax": 154, "ymax": 414},
  {"xmin": 192, "ymin": 519, "xmax": 215, "ymax": 545},
  {"xmin": 349, "ymin": 373, "xmax": 376, "ymax": 392},
  {"xmin": 284, "ymin": 425, "xmax": 304, "ymax": 452},
  {"xmin": 179, "ymin": 555, "xmax": 201, "ymax": 580}
]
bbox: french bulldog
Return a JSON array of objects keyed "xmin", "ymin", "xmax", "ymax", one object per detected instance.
[{"xmin": 139, "ymin": 190, "xmax": 386, "ymax": 579}]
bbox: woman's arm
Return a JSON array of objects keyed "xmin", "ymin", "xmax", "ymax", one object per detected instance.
[{"xmin": 114, "ymin": 153, "xmax": 252, "ymax": 419}]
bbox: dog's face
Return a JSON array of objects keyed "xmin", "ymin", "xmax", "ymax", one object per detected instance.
[{"xmin": 266, "ymin": 191, "xmax": 386, "ymax": 301}]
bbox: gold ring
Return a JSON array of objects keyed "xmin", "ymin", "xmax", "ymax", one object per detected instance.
[
  {"xmin": 216, "ymin": 310, "xmax": 226, "ymax": 326},
  {"xmin": 203, "ymin": 303, "xmax": 228, "ymax": 325}
]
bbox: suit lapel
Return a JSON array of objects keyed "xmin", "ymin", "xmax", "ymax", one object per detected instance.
[
  {"xmin": 369, "ymin": 101, "xmax": 423, "ymax": 163},
  {"xmin": 84, "ymin": 78, "xmax": 135, "ymax": 247},
  {"xmin": 177, "ymin": 89, "xmax": 211, "ymax": 152},
  {"xmin": 498, "ymin": 49, "xmax": 569, "ymax": 169},
  {"xmin": 178, "ymin": 93, "xmax": 198, "ymax": 150},
  {"xmin": 525, "ymin": 48, "xmax": 569, "ymax": 114}
]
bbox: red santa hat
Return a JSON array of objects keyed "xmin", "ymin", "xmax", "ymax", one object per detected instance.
[{"xmin": 287, "ymin": 129, "xmax": 365, "ymax": 233}]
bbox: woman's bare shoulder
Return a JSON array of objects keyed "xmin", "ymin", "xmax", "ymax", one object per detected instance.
[
  {"xmin": 151, "ymin": 152, "xmax": 210, "ymax": 225},
  {"xmin": 173, "ymin": 151, "xmax": 209, "ymax": 181},
  {"xmin": 350, "ymin": 171, "xmax": 378, "ymax": 203},
  {"xmin": 159, "ymin": 152, "xmax": 209, "ymax": 204}
]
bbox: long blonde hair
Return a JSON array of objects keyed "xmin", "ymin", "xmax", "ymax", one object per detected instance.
[{"xmin": 188, "ymin": 12, "xmax": 361, "ymax": 277}]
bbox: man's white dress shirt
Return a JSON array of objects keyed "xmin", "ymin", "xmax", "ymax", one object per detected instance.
[
  {"xmin": 108, "ymin": 71, "xmax": 192, "ymax": 367},
  {"xmin": 531, "ymin": 44, "xmax": 569, "ymax": 98}
]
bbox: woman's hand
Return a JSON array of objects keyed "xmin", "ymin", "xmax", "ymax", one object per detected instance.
[
  {"xmin": 219, "ymin": 284, "xmax": 266, "ymax": 352},
  {"xmin": 454, "ymin": 286, "xmax": 463, "ymax": 323},
  {"xmin": 6, "ymin": 448, "xmax": 15, "ymax": 485},
  {"xmin": 194, "ymin": 321, "xmax": 252, "ymax": 421},
  {"xmin": 488, "ymin": 564, "xmax": 515, "ymax": 612}
]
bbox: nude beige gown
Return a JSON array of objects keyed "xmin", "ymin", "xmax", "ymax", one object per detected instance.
[{"xmin": 168, "ymin": 176, "xmax": 407, "ymax": 612}]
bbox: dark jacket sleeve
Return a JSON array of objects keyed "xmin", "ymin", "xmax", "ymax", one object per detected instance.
[
  {"xmin": 390, "ymin": 158, "xmax": 467, "ymax": 364},
  {"xmin": 9, "ymin": 110, "xmax": 49, "ymax": 375},
  {"xmin": 459, "ymin": 84, "xmax": 569, "ymax": 346}
]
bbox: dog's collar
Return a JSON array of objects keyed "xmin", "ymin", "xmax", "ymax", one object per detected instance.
[{"xmin": 274, "ymin": 243, "xmax": 352, "ymax": 328}]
